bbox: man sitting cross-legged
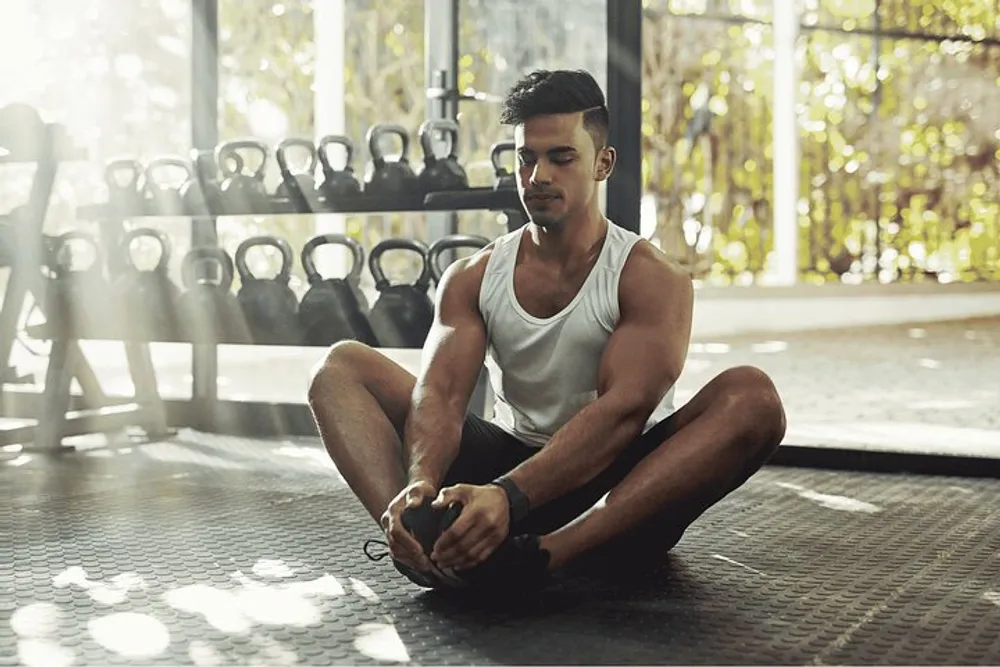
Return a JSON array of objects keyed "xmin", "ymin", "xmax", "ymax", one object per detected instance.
[{"xmin": 308, "ymin": 68, "xmax": 787, "ymax": 589}]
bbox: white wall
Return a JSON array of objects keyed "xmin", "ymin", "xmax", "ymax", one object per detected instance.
[{"xmin": 691, "ymin": 283, "xmax": 1000, "ymax": 338}]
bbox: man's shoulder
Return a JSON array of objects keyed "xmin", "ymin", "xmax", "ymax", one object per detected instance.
[
  {"xmin": 622, "ymin": 238, "xmax": 691, "ymax": 287},
  {"xmin": 433, "ymin": 239, "xmax": 502, "ymax": 309}
]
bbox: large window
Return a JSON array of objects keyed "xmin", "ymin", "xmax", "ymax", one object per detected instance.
[{"xmin": 640, "ymin": 0, "xmax": 1000, "ymax": 287}]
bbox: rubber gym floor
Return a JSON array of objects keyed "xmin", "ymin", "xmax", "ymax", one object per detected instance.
[
  {"xmin": 4, "ymin": 318, "xmax": 999, "ymax": 665},
  {"xmin": 3, "ymin": 428, "xmax": 999, "ymax": 666}
]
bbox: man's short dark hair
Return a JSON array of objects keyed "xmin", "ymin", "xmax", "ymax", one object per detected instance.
[{"xmin": 499, "ymin": 69, "xmax": 610, "ymax": 149}]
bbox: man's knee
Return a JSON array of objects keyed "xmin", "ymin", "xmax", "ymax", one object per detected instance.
[
  {"xmin": 716, "ymin": 365, "xmax": 787, "ymax": 450},
  {"xmin": 308, "ymin": 340, "xmax": 374, "ymax": 402}
]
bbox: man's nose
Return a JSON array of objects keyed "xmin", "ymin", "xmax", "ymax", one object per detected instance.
[{"xmin": 529, "ymin": 161, "xmax": 553, "ymax": 185}]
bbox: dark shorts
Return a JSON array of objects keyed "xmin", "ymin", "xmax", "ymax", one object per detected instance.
[{"xmin": 441, "ymin": 411, "xmax": 679, "ymax": 536}]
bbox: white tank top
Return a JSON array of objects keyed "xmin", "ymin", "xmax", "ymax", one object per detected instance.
[{"xmin": 478, "ymin": 220, "xmax": 677, "ymax": 448}]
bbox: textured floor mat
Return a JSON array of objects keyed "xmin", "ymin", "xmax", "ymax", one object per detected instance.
[{"xmin": 2, "ymin": 433, "xmax": 999, "ymax": 666}]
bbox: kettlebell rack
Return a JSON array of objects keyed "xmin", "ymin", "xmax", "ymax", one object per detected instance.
[
  {"xmin": 0, "ymin": 118, "xmax": 528, "ymax": 450},
  {"xmin": 0, "ymin": 106, "xmax": 174, "ymax": 452}
]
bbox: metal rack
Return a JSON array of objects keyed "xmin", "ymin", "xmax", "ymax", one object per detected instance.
[
  {"xmin": 0, "ymin": 117, "xmax": 174, "ymax": 450},
  {"xmin": 154, "ymin": 0, "xmax": 641, "ymax": 440},
  {"xmin": 167, "ymin": 0, "xmax": 641, "ymax": 438}
]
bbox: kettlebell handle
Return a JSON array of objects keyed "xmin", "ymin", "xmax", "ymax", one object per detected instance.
[
  {"xmin": 301, "ymin": 234, "xmax": 365, "ymax": 284},
  {"xmin": 317, "ymin": 135, "xmax": 355, "ymax": 175},
  {"xmin": 181, "ymin": 246, "xmax": 235, "ymax": 291},
  {"xmin": 216, "ymin": 139, "xmax": 269, "ymax": 180},
  {"xmin": 418, "ymin": 120, "xmax": 460, "ymax": 166},
  {"xmin": 276, "ymin": 138, "xmax": 318, "ymax": 177},
  {"xmin": 366, "ymin": 124, "xmax": 410, "ymax": 169},
  {"xmin": 490, "ymin": 141, "xmax": 515, "ymax": 177},
  {"xmin": 105, "ymin": 158, "xmax": 144, "ymax": 191},
  {"xmin": 193, "ymin": 148, "xmax": 240, "ymax": 184},
  {"xmin": 427, "ymin": 234, "xmax": 491, "ymax": 284},
  {"xmin": 144, "ymin": 157, "xmax": 194, "ymax": 191},
  {"xmin": 234, "ymin": 235, "xmax": 294, "ymax": 284},
  {"xmin": 51, "ymin": 230, "xmax": 103, "ymax": 277},
  {"xmin": 368, "ymin": 238, "xmax": 432, "ymax": 291},
  {"xmin": 120, "ymin": 227, "xmax": 172, "ymax": 273}
]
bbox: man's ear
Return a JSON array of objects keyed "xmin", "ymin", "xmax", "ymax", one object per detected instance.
[{"xmin": 595, "ymin": 146, "xmax": 616, "ymax": 182}]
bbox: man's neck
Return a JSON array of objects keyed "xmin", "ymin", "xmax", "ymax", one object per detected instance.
[{"xmin": 528, "ymin": 206, "xmax": 607, "ymax": 265}]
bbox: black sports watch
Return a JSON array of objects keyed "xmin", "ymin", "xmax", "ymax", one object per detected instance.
[{"xmin": 491, "ymin": 475, "xmax": 531, "ymax": 525}]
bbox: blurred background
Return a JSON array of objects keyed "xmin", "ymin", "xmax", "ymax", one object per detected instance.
[{"xmin": 0, "ymin": 0, "xmax": 997, "ymax": 458}]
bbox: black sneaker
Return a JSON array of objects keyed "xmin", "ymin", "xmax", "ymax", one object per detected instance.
[
  {"xmin": 363, "ymin": 538, "xmax": 466, "ymax": 588},
  {"xmin": 363, "ymin": 501, "xmax": 467, "ymax": 589},
  {"xmin": 452, "ymin": 533, "xmax": 552, "ymax": 591},
  {"xmin": 407, "ymin": 502, "xmax": 552, "ymax": 591}
]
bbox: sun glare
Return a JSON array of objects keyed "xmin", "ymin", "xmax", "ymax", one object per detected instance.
[{"xmin": 0, "ymin": 2, "xmax": 41, "ymax": 100}]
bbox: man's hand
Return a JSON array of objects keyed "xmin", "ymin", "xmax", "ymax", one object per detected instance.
[
  {"xmin": 381, "ymin": 481, "xmax": 437, "ymax": 572},
  {"xmin": 430, "ymin": 483, "xmax": 509, "ymax": 570}
]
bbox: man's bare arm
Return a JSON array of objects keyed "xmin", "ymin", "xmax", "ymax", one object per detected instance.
[
  {"xmin": 404, "ymin": 251, "xmax": 490, "ymax": 489},
  {"xmin": 504, "ymin": 241, "xmax": 693, "ymax": 508}
]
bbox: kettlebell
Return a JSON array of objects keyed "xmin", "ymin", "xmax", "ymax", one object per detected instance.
[
  {"xmin": 316, "ymin": 135, "xmax": 362, "ymax": 206},
  {"xmin": 176, "ymin": 246, "xmax": 252, "ymax": 344},
  {"xmin": 364, "ymin": 124, "xmax": 419, "ymax": 201},
  {"xmin": 417, "ymin": 120, "xmax": 469, "ymax": 195},
  {"xmin": 367, "ymin": 238, "xmax": 435, "ymax": 349},
  {"xmin": 112, "ymin": 227, "xmax": 183, "ymax": 341},
  {"xmin": 274, "ymin": 138, "xmax": 320, "ymax": 213},
  {"xmin": 298, "ymin": 234, "xmax": 379, "ymax": 347},
  {"xmin": 216, "ymin": 139, "xmax": 270, "ymax": 215},
  {"xmin": 490, "ymin": 141, "xmax": 517, "ymax": 191},
  {"xmin": 180, "ymin": 149, "xmax": 237, "ymax": 216},
  {"xmin": 105, "ymin": 159, "xmax": 147, "ymax": 217},
  {"xmin": 427, "ymin": 234, "xmax": 491, "ymax": 285},
  {"xmin": 0, "ymin": 103, "xmax": 44, "ymax": 156},
  {"xmin": 143, "ymin": 157, "xmax": 193, "ymax": 216},
  {"xmin": 234, "ymin": 235, "xmax": 302, "ymax": 345},
  {"xmin": 46, "ymin": 231, "xmax": 111, "ymax": 338}
]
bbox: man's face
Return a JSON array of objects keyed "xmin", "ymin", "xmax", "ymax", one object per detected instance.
[{"xmin": 514, "ymin": 112, "xmax": 611, "ymax": 230}]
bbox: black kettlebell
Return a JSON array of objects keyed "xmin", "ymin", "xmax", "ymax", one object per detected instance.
[
  {"xmin": 46, "ymin": 231, "xmax": 110, "ymax": 338},
  {"xmin": 143, "ymin": 157, "xmax": 193, "ymax": 216},
  {"xmin": 298, "ymin": 234, "xmax": 379, "ymax": 347},
  {"xmin": 112, "ymin": 228, "xmax": 183, "ymax": 341},
  {"xmin": 316, "ymin": 135, "xmax": 362, "ymax": 205},
  {"xmin": 180, "ymin": 149, "xmax": 238, "ymax": 216},
  {"xmin": 105, "ymin": 159, "xmax": 147, "ymax": 217},
  {"xmin": 364, "ymin": 124, "xmax": 419, "ymax": 201},
  {"xmin": 427, "ymin": 234, "xmax": 491, "ymax": 285},
  {"xmin": 216, "ymin": 139, "xmax": 270, "ymax": 215},
  {"xmin": 491, "ymin": 141, "xmax": 516, "ymax": 191},
  {"xmin": 0, "ymin": 103, "xmax": 44, "ymax": 156},
  {"xmin": 367, "ymin": 238, "xmax": 435, "ymax": 349},
  {"xmin": 417, "ymin": 120, "xmax": 469, "ymax": 195},
  {"xmin": 274, "ymin": 138, "xmax": 320, "ymax": 213},
  {"xmin": 176, "ymin": 246, "xmax": 252, "ymax": 344},
  {"xmin": 234, "ymin": 235, "xmax": 302, "ymax": 345}
]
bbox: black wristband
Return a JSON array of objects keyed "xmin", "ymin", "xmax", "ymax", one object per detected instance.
[{"xmin": 491, "ymin": 475, "xmax": 531, "ymax": 525}]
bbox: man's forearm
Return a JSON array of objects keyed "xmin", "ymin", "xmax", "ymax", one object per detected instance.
[
  {"xmin": 504, "ymin": 394, "xmax": 650, "ymax": 509},
  {"xmin": 403, "ymin": 390, "xmax": 465, "ymax": 489}
]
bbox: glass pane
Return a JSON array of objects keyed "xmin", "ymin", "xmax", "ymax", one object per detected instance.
[
  {"xmin": 640, "ymin": 11, "xmax": 775, "ymax": 284},
  {"xmin": 456, "ymin": 0, "xmax": 608, "ymax": 238}
]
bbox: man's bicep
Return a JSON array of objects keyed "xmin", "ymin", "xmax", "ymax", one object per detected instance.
[
  {"xmin": 414, "ymin": 256, "xmax": 489, "ymax": 409},
  {"xmin": 598, "ymin": 246, "xmax": 693, "ymax": 408}
]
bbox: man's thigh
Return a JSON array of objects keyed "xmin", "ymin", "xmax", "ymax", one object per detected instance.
[{"xmin": 440, "ymin": 414, "xmax": 537, "ymax": 488}]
